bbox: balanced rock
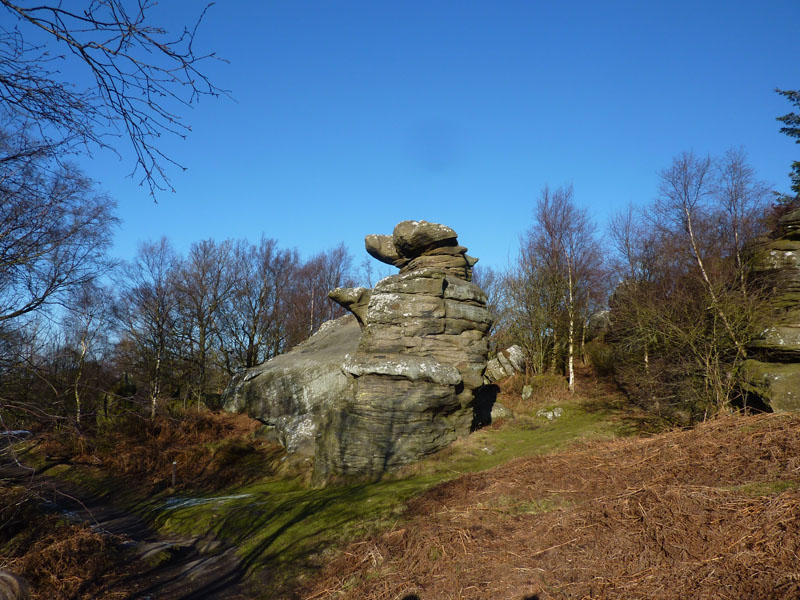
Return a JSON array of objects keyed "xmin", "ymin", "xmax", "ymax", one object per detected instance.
[
  {"xmin": 365, "ymin": 234, "xmax": 406, "ymax": 267},
  {"xmin": 316, "ymin": 220, "xmax": 493, "ymax": 481},
  {"xmin": 743, "ymin": 208, "xmax": 800, "ymax": 411},
  {"xmin": 393, "ymin": 220, "xmax": 458, "ymax": 257},
  {"xmin": 223, "ymin": 220, "xmax": 494, "ymax": 483}
]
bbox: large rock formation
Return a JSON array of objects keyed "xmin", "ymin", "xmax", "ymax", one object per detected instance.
[
  {"xmin": 315, "ymin": 220, "xmax": 492, "ymax": 481},
  {"xmin": 222, "ymin": 315, "xmax": 361, "ymax": 455},
  {"xmin": 743, "ymin": 208, "xmax": 800, "ymax": 411},
  {"xmin": 223, "ymin": 220, "xmax": 494, "ymax": 482}
]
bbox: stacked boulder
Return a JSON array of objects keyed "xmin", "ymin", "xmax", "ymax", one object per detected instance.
[
  {"xmin": 743, "ymin": 208, "xmax": 800, "ymax": 411},
  {"xmin": 223, "ymin": 220, "xmax": 494, "ymax": 483},
  {"xmin": 315, "ymin": 220, "xmax": 493, "ymax": 481},
  {"xmin": 484, "ymin": 345, "xmax": 525, "ymax": 383}
]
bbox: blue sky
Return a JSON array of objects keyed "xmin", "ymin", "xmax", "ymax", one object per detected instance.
[{"xmin": 78, "ymin": 0, "xmax": 799, "ymax": 273}]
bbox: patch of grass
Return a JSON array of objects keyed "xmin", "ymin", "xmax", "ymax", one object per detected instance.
[
  {"xmin": 145, "ymin": 395, "xmax": 625, "ymax": 595},
  {"xmin": 728, "ymin": 479, "xmax": 800, "ymax": 496}
]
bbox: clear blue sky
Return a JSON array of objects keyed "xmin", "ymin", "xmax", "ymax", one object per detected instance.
[{"xmin": 81, "ymin": 0, "xmax": 799, "ymax": 273}]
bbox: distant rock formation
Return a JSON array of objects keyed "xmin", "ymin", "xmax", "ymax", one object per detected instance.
[
  {"xmin": 743, "ymin": 208, "xmax": 800, "ymax": 411},
  {"xmin": 484, "ymin": 345, "xmax": 525, "ymax": 383},
  {"xmin": 223, "ymin": 220, "xmax": 494, "ymax": 483}
]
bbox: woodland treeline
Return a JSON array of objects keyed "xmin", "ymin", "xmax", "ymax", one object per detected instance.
[
  {"xmin": 3, "ymin": 96, "xmax": 800, "ymax": 430},
  {"xmin": 490, "ymin": 148, "xmax": 797, "ymax": 424},
  {"xmin": 1, "ymin": 139, "xmax": 358, "ymax": 426},
  {"xmin": 2, "ymin": 145, "xmax": 795, "ymax": 432}
]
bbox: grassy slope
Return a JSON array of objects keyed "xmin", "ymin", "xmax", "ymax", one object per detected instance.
[
  {"xmin": 149, "ymin": 380, "xmax": 627, "ymax": 595},
  {"xmin": 307, "ymin": 412, "xmax": 800, "ymax": 599},
  {"xmin": 11, "ymin": 370, "xmax": 635, "ymax": 598}
]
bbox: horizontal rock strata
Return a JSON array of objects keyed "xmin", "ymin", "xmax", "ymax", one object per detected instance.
[
  {"xmin": 316, "ymin": 221, "xmax": 493, "ymax": 481},
  {"xmin": 743, "ymin": 209, "xmax": 800, "ymax": 411},
  {"xmin": 223, "ymin": 220, "xmax": 494, "ymax": 483}
]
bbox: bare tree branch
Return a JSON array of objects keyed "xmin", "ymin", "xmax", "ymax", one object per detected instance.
[{"xmin": 0, "ymin": 0, "xmax": 226, "ymax": 197}]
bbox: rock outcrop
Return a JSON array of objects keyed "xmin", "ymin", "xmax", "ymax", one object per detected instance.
[
  {"xmin": 222, "ymin": 315, "xmax": 361, "ymax": 455},
  {"xmin": 316, "ymin": 220, "xmax": 492, "ymax": 481},
  {"xmin": 743, "ymin": 208, "xmax": 800, "ymax": 411},
  {"xmin": 484, "ymin": 345, "xmax": 525, "ymax": 383},
  {"xmin": 223, "ymin": 220, "xmax": 494, "ymax": 483}
]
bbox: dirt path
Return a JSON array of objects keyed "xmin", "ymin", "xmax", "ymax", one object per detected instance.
[{"xmin": 1, "ymin": 459, "xmax": 254, "ymax": 599}]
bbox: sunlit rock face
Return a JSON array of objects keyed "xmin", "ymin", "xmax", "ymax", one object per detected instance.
[
  {"xmin": 223, "ymin": 220, "xmax": 493, "ymax": 483},
  {"xmin": 222, "ymin": 315, "xmax": 361, "ymax": 456},
  {"xmin": 743, "ymin": 209, "xmax": 800, "ymax": 412},
  {"xmin": 315, "ymin": 220, "xmax": 493, "ymax": 482}
]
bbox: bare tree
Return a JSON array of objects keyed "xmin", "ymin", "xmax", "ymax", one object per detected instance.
[
  {"xmin": 472, "ymin": 264, "xmax": 505, "ymax": 346},
  {"xmin": 216, "ymin": 237, "xmax": 299, "ymax": 373},
  {"xmin": 655, "ymin": 152, "xmax": 748, "ymax": 357},
  {"xmin": 288, "ymin": 243, "xmax": 354, "ymax": 346},
  {"xmin": 115, "ymin": 237, "xmax": 180, "ymax": 418},
  {"xmin": 0, "ymin": 128, "xmax": 117, "ymax": 323},
  {"xmin": 531, "ymin": 186, "xmax": 604, "ymax": 391},
  {"xmin": 608, "ymin": 202, "xmax": 660, "ymax": 377},
  {"xmin": 505, "ymin": 245, "xmax": 564, "ymax": 375},
  {"xmin": 0, "ymin": 0, "xmax": 224, "ymax": 195},
  {"xmin": 61, "ymin": 281, "xmax": 114, "ymax": 424},
  {"xmin": 713, "ymin": 148, "xmax": 771, "ymax": 293},
  {"xmin": 609, "ymin": 150, "xmax": 773, "ymax": 421},
  {"xmin": 507, "ymin": 186, "xmax": 605, "ymax": 389},
  {"xmin": 175, "ymin": 238, "xmax": 237, "ymax": 403}
]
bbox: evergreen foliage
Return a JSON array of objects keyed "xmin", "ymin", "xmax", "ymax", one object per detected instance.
[{"xmin": 776, "ymin": 88, "xmax": 800, "ymax": 194}]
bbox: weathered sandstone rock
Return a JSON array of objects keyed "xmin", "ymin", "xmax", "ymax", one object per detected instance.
[
  {"xmin": 484, "ymin": 345, "xmax": 525, "ymax": 383},
  {"xmin": 222, "ymin": 315, "xmax": 360, "ymax": 454},
  {"xmin": 223, "ymin": 220, "xmax": 494, "ymax": 482},
  {"xmin": 743, "ymin": 208, "xmax": 800, "ymax": 412},
  {"xmin": 316, "ymin": 221, "xmax": 493, "ymax": 481},
  {"xmin": 393, "ymin": 220, "xmax": 458, "ymax": 257}
]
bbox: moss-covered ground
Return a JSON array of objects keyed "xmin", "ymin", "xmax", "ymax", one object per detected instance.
[
  {"xmin": 136, "ymin": 376, "xmax": 629, "ymax": 595},
  {"xmin": 15, "ymin": 370, "xmax": 635, "ymax": 597}
]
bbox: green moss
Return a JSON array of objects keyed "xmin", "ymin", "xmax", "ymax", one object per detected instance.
[{"xmin": 742, "ymin": 359, "xmax": 800, "ymax": 411}]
